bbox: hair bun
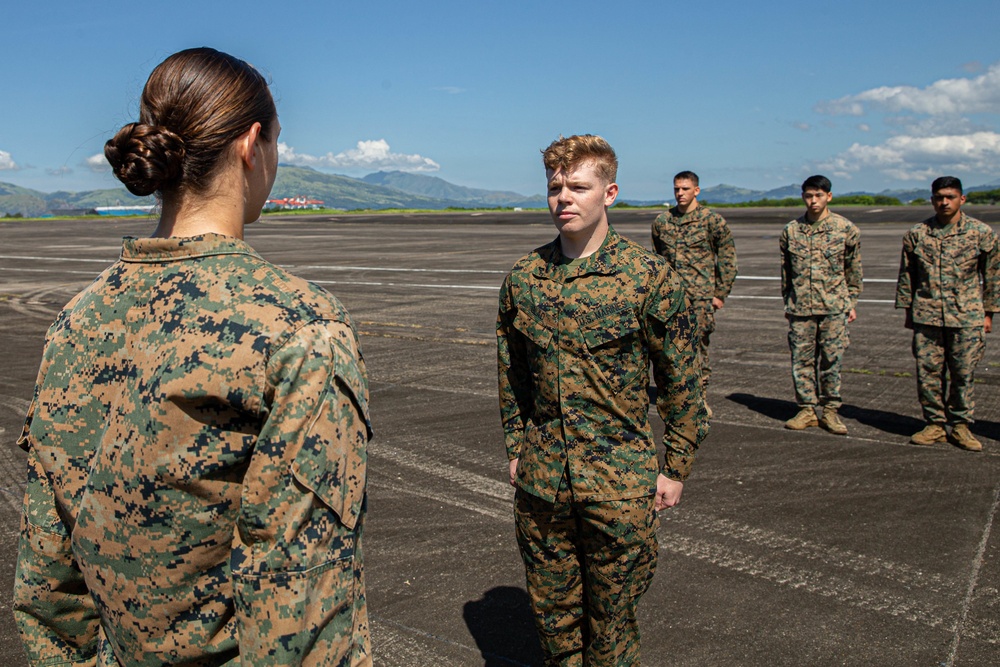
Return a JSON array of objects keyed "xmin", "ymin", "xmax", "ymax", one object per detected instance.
[{"xmin": 104, "ymin": 123, "xmax": 186, "ymax": 196}]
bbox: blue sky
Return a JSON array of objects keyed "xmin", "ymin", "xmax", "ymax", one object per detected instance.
[{"xmin": 2, "ymin": 0, "xmax": 999, "ymax": 200}]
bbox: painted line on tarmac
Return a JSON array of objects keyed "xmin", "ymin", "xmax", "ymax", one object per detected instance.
[
  {"xmin": 945, "ymin": 481, "xmax": 1000, "ymax": 663},
  {"xmin": 727, "ymin": 295, "xmax": 896, "ymax": 304},
  {"xmin": 0, "ymin": 254, "xmax": 114, "ymax": 263},
  {"xmin": 0, "ymin": 267, "xmax": 102, "ymax": 276},
  {"xmin": 298, "ymin": 264, "xmax": 507, "ymax": 275},
  {"xmin": 311, "ymin": 279, "xmax": 498, "ymax": 291},
  {"xmin": 737, "ymin": 275, "xmax": 897, "ymax": 284}
]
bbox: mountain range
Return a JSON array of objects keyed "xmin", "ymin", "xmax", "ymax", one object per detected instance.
[{"xmin": 3, "ymin": 167, "xmax": 999, "ymax": 217}]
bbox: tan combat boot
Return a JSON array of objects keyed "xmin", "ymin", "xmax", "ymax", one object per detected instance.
[
  {"xmin": 910, "ymin": 423, "xmax": 947, "ymax": 446},
  {"xmin": 820, "ymin": 408, "xmax": 848, "ymax": 435},
  {"xmin": 785, "ymin": 407, "xmax": 818, "ymax": 430},
  {"xmin": 949, "ymin": 424, "xmax": 983, "ymax": 452}
]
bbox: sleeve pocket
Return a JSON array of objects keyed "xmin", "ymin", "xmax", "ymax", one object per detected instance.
[{"xmin": 291, "ymin": 351, "xmax": 369, "ymax": 531}]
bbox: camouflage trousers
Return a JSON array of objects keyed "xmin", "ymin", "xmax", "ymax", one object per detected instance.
[
  {"xmin": 911, "ymin": 324, "xmax": 985, "ymax": 425},
  {"xmin": 514, "ymin": 485, "xmax": 658, "ymax": 667},
  {"xmin": 691, "ymin": 299, "xmax": 717, "ymax": 390},
  {"xmin": 787, "ymin": 313, "xmax": 849, "ymax": 409}
]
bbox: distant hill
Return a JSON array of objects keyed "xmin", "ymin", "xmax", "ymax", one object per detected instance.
[
  {"xmin": 273, "ymin": 166, "xmax": 453, "ymax": 210},
  {"xmin": 698, "ymin": 183, "xmax": 803, "ymax": 205},
  {"xmin": 362, "ymin": 170, "xmax": 544, "ymax": 208},
  {"xmin": 3, "ymin": 170, "xmax": 998, "ymax": 217}
]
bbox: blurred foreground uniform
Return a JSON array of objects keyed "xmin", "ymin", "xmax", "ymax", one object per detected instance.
[
  {"xmin": 651, "ymin": 204, "xmax": 737, "ymax": 390},
  {"xmin": 15, "ymin": 234, "xmax": 372, "ymax": 666},
  {"xmin": 498, "ymin": 228, "xmax": 708, "ymax": 666},
  {"xmin": 895, "ymin": 213, "xmax": 999, "ymax": 427},
  {"xmin": 780, "ymin": 212, "xmax": 862, "ymax": 411}
]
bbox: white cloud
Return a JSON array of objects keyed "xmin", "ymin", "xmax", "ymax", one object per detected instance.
[
  {"xmin": 816, "ymin": 62, "xmax": 1000, "ymax": 116},
  {"xmin": 818, "ymin": 131, "xmax": 1000, "ymax": 181},
  {"xmin": 46, "ymin": 166, "xmax": 73, "ymax": 176},
  {"xmin": 0, "ymin": 150, "xmax": 18, "ymax": 170},
  {"xmin": 433, "ymin": 86, "xmax": 466, "ymax": 94},
  {"xmin": 278, "ymin": 139, "xmax": 440, "ymax": 173},
  {"xmin": 792, "ymin": 122, "xmax": 811, "ymax": 131},
  {"xmin": 85, "ymin": 153, "xmax": 109, "ymax": 172},
  {"xmin": 856, "ymin": 123, "xmax": 870, "ymax": 132}
]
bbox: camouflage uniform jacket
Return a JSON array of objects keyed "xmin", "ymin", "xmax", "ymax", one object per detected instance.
[
  {"xmin": 895, "ymin": 212, "xmax": 1000, "ymax": 327},
  {"xmin": 651, "ymin": 204, "xmax": 738, "ymax": 301},
  {"xmin": 780, "ymin": 212, "xmax": 863, "ymax": 315},
  {"xmin": 497, "ymin": 227, "xmax": 708, "ymax": 504},
  {"xmin": 15, "ymin": 234, "xmax": 372, "ymax": 666}
]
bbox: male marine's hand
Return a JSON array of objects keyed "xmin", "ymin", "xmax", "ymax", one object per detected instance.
[{"xmin": 655, "ymin": 474, "xmax": 683, "ymax": 510}]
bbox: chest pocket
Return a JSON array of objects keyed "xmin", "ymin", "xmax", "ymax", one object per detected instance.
[
  {"xmin": 513, "ymin": 307, "xmax": 553, "ymax": 350},
  {"xmin": 580, "ymin": 307, "xmax": 642, "ymax": 395},
  {"xmin": 945, "ymin": 235, "xmax": 981, "ymax": 274}
]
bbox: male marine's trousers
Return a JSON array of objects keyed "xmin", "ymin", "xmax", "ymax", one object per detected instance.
[
  {"xmin": 691, "ymin": 299, "xmax": 716, "ymax": 391},
  {"xmin": 515, "ymin": 485, "xmax": 658, "ymax": 667},
  {"xmin": 787, "ymin": 313, "xmax": 849, "ymax": 409},
  {"xmin": 912, "ymin": 324, "xmax": 985, "ymax": 425}
]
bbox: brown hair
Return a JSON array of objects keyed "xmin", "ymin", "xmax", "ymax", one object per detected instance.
[
  {"xmin": 541, "ymin": 134, "xmax": 618, "ymax": 184},
  {"xmin": 104, "ymin": 47, "xmax": 276, "ymax": 197}
]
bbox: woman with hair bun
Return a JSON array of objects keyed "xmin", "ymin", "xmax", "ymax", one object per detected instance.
[{"xmin": 14, "ymin": 47, "xmax": 372, "ymax": 666}]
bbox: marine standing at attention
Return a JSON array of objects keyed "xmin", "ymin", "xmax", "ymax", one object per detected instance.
[
  {"xmin": 895, "ymin": 176, "xmax": 999, "ymax": 451},
  {"xmin": 13, "ymin": 48, "xmax": 372, "ymax": 665},
  {"xmin": 497, "ymin": 135, "xmax": 708, "ymax": 666},
  {"xmin": 652, "ymin": 170, "xmax": 738, "ymax": 417},
  {"xmin": 780, "ymin": 175, "xmax": 862, "ymax": 435}
]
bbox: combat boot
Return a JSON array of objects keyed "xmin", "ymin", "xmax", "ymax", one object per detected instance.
[
  {"xmin": 949, "ymin": 424, "xmax": 982, "ymax": 452},
  {"xmin": 820, "ymin": 408, "xmax": 847, "ymax": 435},
  {"xmin": 785, "ymin": 407, "xmax": 818, "ymax": 430},
  {"xmin": 910, "ymin": 423, "xmax": 947, "ymax": 446}
]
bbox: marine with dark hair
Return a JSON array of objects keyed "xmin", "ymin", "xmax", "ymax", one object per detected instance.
[
  {"xmin": 14, "ymin": 47, "xmax": 372, "ymax": 665},
  {"xmin": 652, "ymin": 170, "xmax": 738, "ymax": 415},
  {"xmin": 780, "ymin": 175, "xmax": 862, "ymax": 434},
  {"xmin": 498, "ymin": 134, "xmax": 707, "ymax": 665},
  {"xmin": 896, "ymin": 176, "xmax": 999, "ymax": 451}
]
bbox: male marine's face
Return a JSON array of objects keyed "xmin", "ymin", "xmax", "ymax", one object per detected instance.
[
  {"xmin": 802, "ymin": 187, "xmax": 832, "ymax": 218},
  {"xmin": 674, "ymin": 179, "xmax": 700, "ymax": 208},
  {"xmin": 546, "ymin": 161, "xmax": 618, "ymax": 238},
  {"xmin": 931, "ymin": 187, "xmax": 965, "ymax": 220}
]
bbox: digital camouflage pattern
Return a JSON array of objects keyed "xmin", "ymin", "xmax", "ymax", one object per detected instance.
[
  {"xmin": 780, "ymin": 211, "xmax": 862, "ymax": 316},
  {"xmin": 895, "ymin": 213, "xmax": 999, "ymax": 425},
  {"xmin": 15, "ymin": 234, "xmax": 372, "ymax": 666},
  {"xmin": 497, "ymin": 226, "xmax": 709, "ymax": 502},
  {"xmin": 780, "ymin": 211, "xmax": 861, "ymax": 412},
  {"xmin": 911, "ymin": 324, "xmax": 985, "ymax": 424},
  {"xmin": 894, "ymin": 212, "xmax": 1000, "ymax": 327},
  {"xmin": 787, "ymin": 313, "xmax": 849, "ymax": 409},
  {"xmin": 651, "ymin": 204, "xmax": 738, "ymax": 302},
  {"xmin": 651, "ymin": 205, "xmax": 737, "ymax": 390},
  {"xmin": 498, "ymin": 226, "xmax": 706, "ymax": 667},
  {"xmin": 515, "ymin": 485, "xmax": 657, "ymax": 667}
]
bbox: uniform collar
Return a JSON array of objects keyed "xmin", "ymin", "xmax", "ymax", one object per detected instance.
[
  {"xmin": 534, "ymin": 226, "xmax": 623, "ymax": 280},
  {"xmin": 120, "ymin": 233, "xmax": 262, "ymax": 263}
]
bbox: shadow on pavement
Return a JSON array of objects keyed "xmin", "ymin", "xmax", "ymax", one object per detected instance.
[
  {"xmin": 726, "ymin": 393, "xmax": 798, "ymax": 422},
  {"xmin": 463, "ymin": 586, "xmax": 543, "ymax": 667}
]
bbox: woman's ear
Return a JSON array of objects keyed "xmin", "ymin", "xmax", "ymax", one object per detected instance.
[{"xmin": 237, "ymin": 122, "xmax": 263, "ymax": 170}]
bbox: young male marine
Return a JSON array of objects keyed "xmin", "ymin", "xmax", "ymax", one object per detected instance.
[
  {"xmin": 780, "ymin": 175, "xmax": 862, "ymax": 435},
  {"xmin": 652, "ymin": 170, "xmax": 738, "ymax": 417},
  {"xmin": 497, "ymin": 134, "xmax": 708, "ymax": 666},
  {"xmin": 895, "ymin": 176, "xmax": 999, "ymax": 451}
]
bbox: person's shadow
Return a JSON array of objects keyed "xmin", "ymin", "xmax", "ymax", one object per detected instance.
[
  {"xmin": 727, "ymin": 392, "xmax": 999, "ymax": 443},
  {"xmin": 463, "ymin": 586, "xmax": 544, "ymax": 666}
]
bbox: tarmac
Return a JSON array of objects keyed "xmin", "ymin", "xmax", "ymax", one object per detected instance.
[{"xmin": 0, "ymin": 206, "xmax": 998, "ymax": 666}]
